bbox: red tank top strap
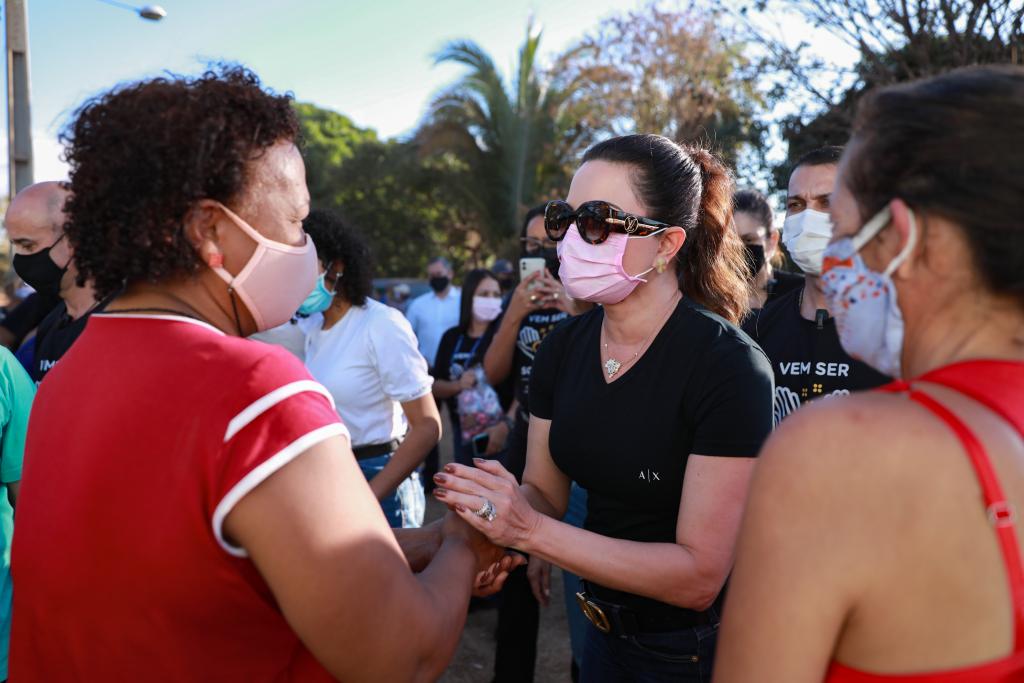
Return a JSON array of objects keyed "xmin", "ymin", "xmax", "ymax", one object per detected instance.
[{"xmin": 888, "ymin": 374, "xmax": 1024, "ymax": 652}]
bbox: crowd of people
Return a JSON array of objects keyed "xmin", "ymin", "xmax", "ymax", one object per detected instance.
[{"xmin": 0, "ymin": 60, "xmax": 1017, "ymax": 683}]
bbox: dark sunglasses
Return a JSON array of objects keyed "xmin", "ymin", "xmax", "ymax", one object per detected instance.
[{"xmin": 544, "ymin": 200, "xmax": 670, "ymax": 245}]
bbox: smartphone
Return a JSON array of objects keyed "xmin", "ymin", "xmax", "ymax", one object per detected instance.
[
  {"xmin": 519, "ymin": 257, "xmax": 546, "ymax": 288},
  {"xmin": 471, "ymin": 432, "xmax": 490, "ymax": 457}
]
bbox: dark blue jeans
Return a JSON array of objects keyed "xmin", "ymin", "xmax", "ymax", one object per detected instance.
[{"xmin": 580, "ymin": 620, "xmax": 718, "ymax": 683}]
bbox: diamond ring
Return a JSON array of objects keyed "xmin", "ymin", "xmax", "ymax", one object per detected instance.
[{"xmin": 473, "ymin": 498, "xmax": 497, "ymax": 522}]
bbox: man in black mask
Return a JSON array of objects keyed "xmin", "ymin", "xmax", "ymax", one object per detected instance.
[
  {"xmin": 5, "ymin": 182, "xmax": 106, "ymax": 382},
  {"xmin": 404, "ymin": 256, "xmax": 460, "ymax": 371}
]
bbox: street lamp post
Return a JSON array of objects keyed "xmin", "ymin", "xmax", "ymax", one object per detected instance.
[
  {"xmin": 5, "ymin": 0, "xmax": 32, "ymax": 199},
  {"xmin": 4, "ymin": 0, "xmax": 166, "ymax": 200}
]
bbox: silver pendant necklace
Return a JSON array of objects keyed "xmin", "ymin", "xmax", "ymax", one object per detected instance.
[{"xmin": 602, "ymin": 293, "xmax": 680, "ymax": 379}]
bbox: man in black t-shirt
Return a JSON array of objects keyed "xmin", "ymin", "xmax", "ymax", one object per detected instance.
[
  {"xmin": 744, "ymin": 147, "xmax": 890, "ymax": 423},
  {"xmin": 744, "ymin": 287, "xmax": 889, "ymax": 423},
  {"xmin": 5, "ymin": 182, "xmax": 103, "ymax": 383}
]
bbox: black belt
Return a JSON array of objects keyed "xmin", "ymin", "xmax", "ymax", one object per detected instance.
[
  {"xmin": 576, "ymin": 584, "xmax": 715, "ymax": 636},
  {"xmin": 352, "ymin": 439, "xmax": 401, "ymax": 461}
]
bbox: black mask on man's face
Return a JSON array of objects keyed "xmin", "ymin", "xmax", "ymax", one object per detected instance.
[
  {"xmin": 429, "ymin": 276, "xmax": 450, "ymax": 293},
  {"xmin": 13, "ymin": 235, "xmax": 69, "ymax": 299},
  {"xmin": 742, "ymin": 243, "xmax": 766, "ymax": 280}
]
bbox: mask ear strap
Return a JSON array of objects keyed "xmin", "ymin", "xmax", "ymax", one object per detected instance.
[
  {"xmin": 883, "ymin": 208, "xmax": 918, "ymax": 278},
  {"xmin": 852, "ymin": 206, "xmax": 893, "ymax": 251}
]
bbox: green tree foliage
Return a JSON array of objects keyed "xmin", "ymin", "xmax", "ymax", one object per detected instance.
[
  {"xmin": 551, "ymin": 1, "xmax": 768, "ymax": 175},
  {"xmin": 296, "ymin": 103, "xmax": 480, "ymax": 277},
  {"xmin": 417, "ymin": 22, "xmax": 583, "ymax": 244},
  {"xmin": 294, "ymin": 102, "xmax": 378, "ymax": 206}
]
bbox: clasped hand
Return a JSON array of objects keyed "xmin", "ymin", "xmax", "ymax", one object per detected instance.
[
  {"xmin": 432, "ymin": 459, "xmax": 542, "ymax": 550},
  {"xmin": 441, "ymin": 513, "xmax": 525, "ymax": 597}
]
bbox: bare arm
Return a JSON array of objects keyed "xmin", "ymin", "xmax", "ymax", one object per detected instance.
[
  {"xmin": 369, "ymin": 393, "xmax": 441, "ymax": 501},
  {"xmin": 432, "ymin": 378, "xmax": 463, "ymax": 400},
  {"xmin": 526, "ymin": 455, "xmax": 754, "ymax": 609},
  {"xmin": 714, "ymin": 407, "xmax": 872, "ymax": 683},
  {"xmin": 520, "ymin": 416, "xmax": 571, "ymax": 518},
  {"xmin": 394, "ymin": 520, "xmax": 441, "ymax": 573},
  {"xmin": 225, "ymin": 435, "xmax": 481, "ymax": 682},
  {"xmin": 483, "ymin": 274, "xmax": 539, "ymax": 386},
  {"xmin": 439, "ymin": 420, "xmax": 757, "ymax": 610}
]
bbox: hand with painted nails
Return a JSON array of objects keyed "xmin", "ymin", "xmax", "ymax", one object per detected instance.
[{"xmin": 433, "ymin": 459, "xmax": 542, "ymax": 550}]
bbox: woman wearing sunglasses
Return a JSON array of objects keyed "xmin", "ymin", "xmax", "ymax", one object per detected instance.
[{"xmin": 434, "ymin": 134, "xmax": 774, "ymax": 681}]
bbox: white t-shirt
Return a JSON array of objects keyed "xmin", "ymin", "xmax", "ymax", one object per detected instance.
[
  {"xmin": 302, "ymin": 299, "xmax": 432, "ymax": 446},
  {"xmin": 248, "ymin": 319, "xmax": 306, "ymax": 360},
  {"xmin": 404, "ymin": 287, "xmax": 461, "ymax": 368}
]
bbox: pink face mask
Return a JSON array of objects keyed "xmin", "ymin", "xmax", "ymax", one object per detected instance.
[
  {"xmin": 556, "ymin": 225, "xmax": 662, "ymax": 304},
  {"xmin": 211, "ymin": 204, "xmax": 319, "ymax": 332}
]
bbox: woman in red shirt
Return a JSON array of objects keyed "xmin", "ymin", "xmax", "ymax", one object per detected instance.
[
  {"xmin": 10, "ymin": 66, "xmax": 514, "ymax": 682},
  {"xmin": 715, "ymin": 66, "xmax": 1024, "ymax": 682}
]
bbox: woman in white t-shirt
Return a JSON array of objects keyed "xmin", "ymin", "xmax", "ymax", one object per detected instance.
[{"xmin": 300, "ymin": 210, "xmax": 440, "ymax": 528}]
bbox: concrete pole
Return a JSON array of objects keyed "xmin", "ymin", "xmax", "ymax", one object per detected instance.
[{"xmin": 6, "ymin": 0, "xmax": 33, "ymax": 199}]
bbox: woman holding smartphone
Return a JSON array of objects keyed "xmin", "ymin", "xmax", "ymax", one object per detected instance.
[
  {"xmin": 436, "ymin": 134, "xmax": 774, "ymax": 682},
  {"xmin": 432, "ymin": 268, "xmax": 505, "ymax": 466}
]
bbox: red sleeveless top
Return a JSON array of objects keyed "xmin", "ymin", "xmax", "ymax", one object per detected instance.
[{"xmin": 826, "ymin": 360, "xmax": 1024, "ymax": 682}]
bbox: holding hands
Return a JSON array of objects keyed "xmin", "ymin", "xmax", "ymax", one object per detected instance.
[
  {"xmin": 440, "ymin": 512, "xmax": 525, "ymax": 597},
  {"xmin": 432, "ymin": 459, "xmax": 542, "ymax": 550}
]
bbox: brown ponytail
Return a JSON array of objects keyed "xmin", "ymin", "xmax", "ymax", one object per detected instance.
[
  {"xmin": 680, "ymin": 147, "xmax": 751, "ymax": 324},
  {"xmin": 583, "ymin": 135, "xmax": 752, "ymax": 323}
]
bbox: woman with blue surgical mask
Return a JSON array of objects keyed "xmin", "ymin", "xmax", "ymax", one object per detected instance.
[
  {"xmin": 717, "ymin": 65, "xmax": 1024, "ymax": 683},
  {"xmin": 300, "ymin": 209, "xmax": 441, "ymax": 529}
]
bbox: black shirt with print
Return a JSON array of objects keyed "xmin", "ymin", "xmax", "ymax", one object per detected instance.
[
  {"xmin": 530, "ymin": 298, "xmax": 774, "ymax": 615},
  {"xmin": 742, "ymin": 286, "xmax": 891, "ymax": 424},
  {"xmin": 431, "ymin": 326, "xmax": 492, "ymax": 419},
  {"xmin": 32, "ymin": 298, "xmax": 110, "ymax": 383}
]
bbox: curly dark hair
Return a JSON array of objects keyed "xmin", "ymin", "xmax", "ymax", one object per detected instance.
[
  {"xmin": 61, "ymin": 64, "xmax": 300, "ymax": 298},
  {"xmin": 302, "ymin": 209, "xmax": 374, "ymax": 307}
]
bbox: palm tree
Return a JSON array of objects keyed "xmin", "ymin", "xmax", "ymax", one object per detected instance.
[{"xmin": 417, "ymin": 22, "xmax": 584, "ymax": 244}]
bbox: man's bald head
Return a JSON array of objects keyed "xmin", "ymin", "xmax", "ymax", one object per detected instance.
[{"xmin": 5, "ymin": 181, "xmax": 70, "ymax": 255}]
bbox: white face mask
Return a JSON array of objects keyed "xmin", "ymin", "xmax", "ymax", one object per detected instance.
[
  {"xmin": 821, "ymin": 206, "xmax": 918, "ymax": 378},
  {"xmin": 472, "ymin": 296, "xmax": 502, "ymax": 322},
  {"xmin": 782, "ymin": 209, "xmax": 834, "ymax": 275}
]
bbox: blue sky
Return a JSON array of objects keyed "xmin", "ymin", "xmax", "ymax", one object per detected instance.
[
  {"xmin": 9, "ymin": 0, "xmax": 643, "ymax": 184},
  {"xmin": 7, "ymin": 0, "xmax": 857, "ymax": 192}
]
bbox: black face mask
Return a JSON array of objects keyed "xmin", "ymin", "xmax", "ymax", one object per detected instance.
[
  {"xmin": 743, "ymin": 243, "xmax": 766, "ymax": 281},
  {"xmin": 524, "ymin": 247, "xmax": 561, "ymax": 281},
  {"xmin": 429, "ymin": 276, "xmax": 450, "ymax": 293},
  {"xmin": 13, "ymin": 235, "xmax": 69, "ymax": 299},
  {"xmin": 541, "ymin": 247, "xmax": 560, "ymax": 281}
]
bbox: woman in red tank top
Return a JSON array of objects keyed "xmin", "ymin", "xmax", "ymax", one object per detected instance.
[{"xmin": 714, "ymin": 65, "xmax": 1024, "ymax": 683}]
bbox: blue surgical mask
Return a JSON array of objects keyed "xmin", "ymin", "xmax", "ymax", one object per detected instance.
[{"xmin": 298, "ymin": 272, "xmax": 336, "ymax": 315}]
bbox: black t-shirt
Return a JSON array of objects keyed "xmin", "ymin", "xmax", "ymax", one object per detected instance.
[
  {"xmin": 510, "ymin": 308, "xmax": 570, "ymax": 417},
  {"xmin": 530, "ymin": 298, "xmax": 774, "ymax": 614},
  {"xmin": 742, "ymin": 286, "xmax": 891, "ymax": 425},
  {"xmin": 432, "ymin": 326, "xmax": 492, "ymax": 418},
  {"xmin": 32, "ymin": 298, "xmax": 109, "ymax": 383},
  {"xmin": 0, "ymin": 292, "xmax": 60, "ymax": 347},
  {"xmin": 766, "ymin": 270, "xmax": 804, "ymax": 303}
]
